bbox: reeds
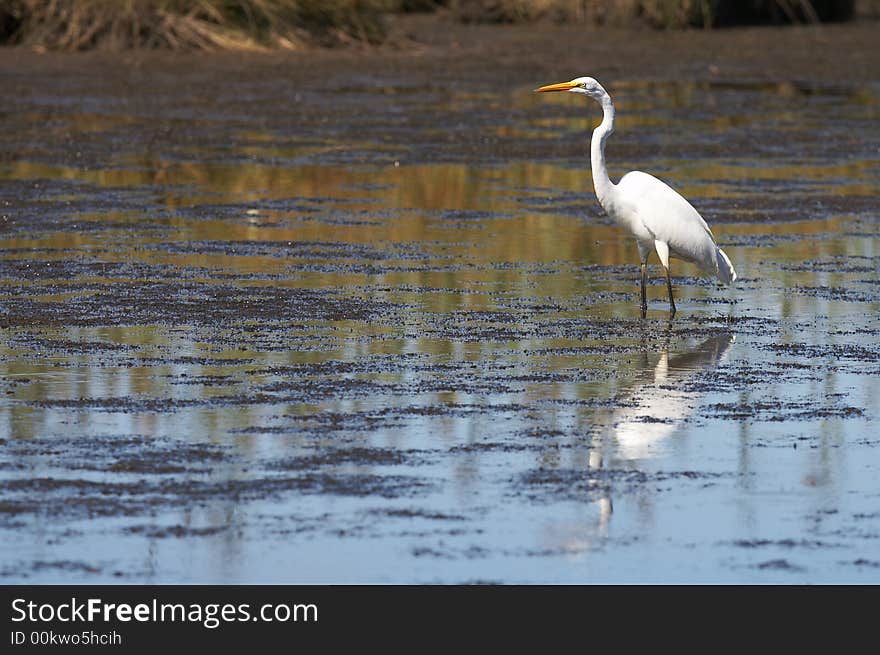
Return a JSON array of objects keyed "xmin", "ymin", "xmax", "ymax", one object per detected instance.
[
  {"xmin": 0, "ymin": 0, "xmax": 867, "ymax": 51},
  {"xmin": 0, "ymin": 0, "xmax": 392, "ymax": 51}
]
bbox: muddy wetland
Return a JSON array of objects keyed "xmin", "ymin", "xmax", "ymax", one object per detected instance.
[{"xmin": 1, "ymin": 22, "xmax": 878, "ymax": 583}]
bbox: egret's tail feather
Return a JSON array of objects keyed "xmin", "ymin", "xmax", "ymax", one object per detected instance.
[{"xmin": 715, "ymin": 247, "xmax": 737, "ymax": 285}]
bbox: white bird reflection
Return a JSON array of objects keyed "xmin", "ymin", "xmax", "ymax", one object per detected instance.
[
  {"xmin": 541, "ymin": 332, "xmax": 735, "ymax": 557},
  {"xmin": 601, "ymin": 331, "xmax": 736, "ymax": 462}
]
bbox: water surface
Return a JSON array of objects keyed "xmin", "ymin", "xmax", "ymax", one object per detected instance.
[{"xmin": 1, "ymin": 50, "xmax": 878, "ymax": 583}]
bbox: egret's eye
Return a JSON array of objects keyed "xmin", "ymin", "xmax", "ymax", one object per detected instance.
[{"xmin": 580, "ymin": 83, "xmax": 587, "ymax": 88}]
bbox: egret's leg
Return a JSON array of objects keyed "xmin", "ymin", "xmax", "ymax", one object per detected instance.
[
  {"xmin": 664, "ymin": 265, "xmax": 677, "ymax": 318},
  {"xmin": 639, "ymin": 263, "xmax": 648, "ymax": 318},
  {"xmin": 653, "ymin": 240, "xmax": 676, "ymax": 318},
  {"xmin": 637, "ymin": 243, "xmax": 651, "ymax": 319}
]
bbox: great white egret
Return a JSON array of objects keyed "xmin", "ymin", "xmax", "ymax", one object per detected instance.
[{"xmin": 536, "ymin": 77, "xmax": 737, "ymax": 317}]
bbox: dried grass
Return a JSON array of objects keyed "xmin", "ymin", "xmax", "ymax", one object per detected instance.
[
  {"xmin": 0, "ymin": 0, "xmax": 869, "ymax": 51},
  {"xmin": 0, "ymin": 0, "xmax": 392, "ymax": 51}
]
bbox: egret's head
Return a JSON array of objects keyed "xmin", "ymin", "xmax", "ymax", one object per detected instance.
[{"xmin": 536, "ymin": 76, "xmax": 608, "ymax": 100}]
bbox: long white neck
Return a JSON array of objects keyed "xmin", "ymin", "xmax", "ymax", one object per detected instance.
[{"xmin": 590, "ymin": 93, "xmax": 616, "ymax": 207}]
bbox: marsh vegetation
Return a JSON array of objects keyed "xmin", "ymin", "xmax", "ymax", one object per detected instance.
[{"xmin": 0, "ymin": 0, "xmax": 874, "ymax": 51}]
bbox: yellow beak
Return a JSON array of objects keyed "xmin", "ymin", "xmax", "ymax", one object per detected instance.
[{"xmin": 535, "ymin": 81, "xmax": 579, "ymax": 93}]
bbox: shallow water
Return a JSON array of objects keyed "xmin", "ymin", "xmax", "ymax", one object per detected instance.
[{"xmin": 1, "ymin": 51, "xmax": 879, "ymax": 583}]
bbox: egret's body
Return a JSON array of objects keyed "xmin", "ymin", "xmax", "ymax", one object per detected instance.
[{"xmin": 537, "ymin": 77, "xmax": 736, "ymax": 317}]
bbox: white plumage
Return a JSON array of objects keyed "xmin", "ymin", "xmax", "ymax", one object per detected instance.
[{"xmin": 537, "ymin": 76, "xmax": 737, "ymax": 316}]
